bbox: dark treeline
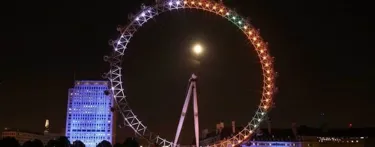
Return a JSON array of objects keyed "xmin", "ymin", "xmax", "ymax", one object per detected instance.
[{"xmin": 0, "ymin": 136, "xmax": 147, "ymax": 147}]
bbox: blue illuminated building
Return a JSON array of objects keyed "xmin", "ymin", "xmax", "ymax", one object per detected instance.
[{"xmin": 66, "ymin": 81, "xmax": 115, "ymax": 147}]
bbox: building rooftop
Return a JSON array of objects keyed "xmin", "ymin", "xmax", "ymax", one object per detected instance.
[
  {"xmin": 297, "ymin": 126, "xmax": 375, "ymax": 137},
  {"xmin": 199, "ymin": 125, "xmax": 375, "ymax": 143},
  {"xmin": 74, "ymin": 80, "xmax": 109, "ymax": 86},
  {"xmin": 2, "ymin": 128, "xmax": 44, "ymax": 136},
  {"xmin": 252, "ymin": 126, "xmax": 375, "ymax": 141}
]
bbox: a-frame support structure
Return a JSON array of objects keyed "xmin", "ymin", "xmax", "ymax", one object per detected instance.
[{"xmin": 173, "ymin": 74, "xmax": 200, "ymax": 147}]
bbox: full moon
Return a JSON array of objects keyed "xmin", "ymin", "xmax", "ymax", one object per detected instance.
[{"xmin": 193, "ymin": 44, "xmax": 203, "ymax": 55}]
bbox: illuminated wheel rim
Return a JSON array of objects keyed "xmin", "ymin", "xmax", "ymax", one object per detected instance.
[{"xmin": 105, "ymin": 1, "xmax": 276, "ymax": 146}]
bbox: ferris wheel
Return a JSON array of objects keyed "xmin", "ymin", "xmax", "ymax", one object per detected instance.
[{"xmin": 103, "ymin": 0, "xmax": 277, "ymax": 146}]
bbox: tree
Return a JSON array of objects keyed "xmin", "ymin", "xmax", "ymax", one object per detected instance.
[
  {"xmin": 72, "ymin": 140, "xmax": 85, "ymax": 147},
  {"xmin": 46, "ymin": 139, "xmax": 58, "ymax": 147},
  {"xmin": 123, "ymin": 137, "xmax": 139, "ymax": 147},
  {"xmin": 113, "ymin": 143, "xmax": 123, "ymax": 147},
  {"xmin": 22, "ymin": 140, "xmax": 32, "ymax": 147},
  {"xmin": 97, "ymin": 140, "xmax": 112, "ymax": 147},
  {"xmin": 1, "ymin": 137, "xmax": 20, "ymax": 147},
  {"xmin": 56, "ymin": 136, "xmax": 71, "ymax": 147},
  {"xmin": 32, "ymin": 139, "xmax": 44, "ymax": 147}
]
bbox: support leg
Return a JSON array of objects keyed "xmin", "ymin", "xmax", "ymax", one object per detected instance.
[
  {"xmin": 173, "ymin": 82, "xmax": 193, "ymax": 147},
  {"xmin": 193, "ymin": 82, "xmax": 200, "ymax": 147}
]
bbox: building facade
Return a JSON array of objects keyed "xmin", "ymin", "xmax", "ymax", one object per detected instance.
[
  {"xmin": 65, "ymin": 81, "xmax": 115, "ymax": 147},
  {"xmin": 1, "ymin": 128, "xmax": 60, "ymax": 145},
  {"xmin": 240, "ymin": 137, "xmax": 368, "ymax": 147},
  {"xmin": 199, "ymin": 122, "xmax": 374, "ymax": 147}
]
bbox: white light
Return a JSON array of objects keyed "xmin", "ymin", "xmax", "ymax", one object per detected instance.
[
  {"xmin": 176, "ymin": 1, "xmax": 180, "ymax": 4},
  {"xmin": 193, "ymin": 44, "xmax": 203, "ymax": 55},
  {"xmin": 168, "ymin": 2, "xmax": 173, "ymax": 6},
  {"xmin": 141, "ymin": 12, "xmax": 146, "ymax": 16},
  {"xmin": 135, "ymin": 17, "xmax": 139, "ymax": 21}
]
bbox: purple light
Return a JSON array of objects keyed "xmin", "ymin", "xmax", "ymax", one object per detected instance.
[{"xmin": 66, "ymin": 81, "xmax": 114, "ymax": 147}]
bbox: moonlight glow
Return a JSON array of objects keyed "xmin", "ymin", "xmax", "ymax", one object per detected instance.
[{"xmin": 193, "ymin": 44, "xmax": 203, "ymax": 55}]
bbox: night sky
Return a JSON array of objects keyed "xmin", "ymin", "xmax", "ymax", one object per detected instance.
[{"xmin": 1, "ymin": 0, "xmax": 373, "ymax": 144}]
